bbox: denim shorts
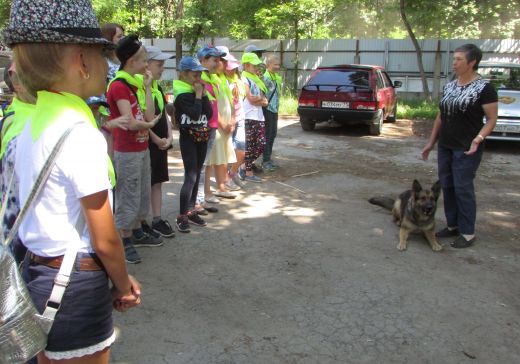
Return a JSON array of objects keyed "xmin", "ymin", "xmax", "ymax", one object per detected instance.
[{"xmin": 22, "ymin": 253, "xmax": 114, "ymax": 353}]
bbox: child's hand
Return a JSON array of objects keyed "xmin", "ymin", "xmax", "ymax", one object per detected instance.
[
  {"xmin": 143, "ymin": 69, "xmax": 153, "ymax": 88},
  {"xmin": 193, "ymin": 82, "xmax": 204, "ymax": 97}
]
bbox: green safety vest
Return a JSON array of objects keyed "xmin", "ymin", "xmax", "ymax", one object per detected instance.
[
  {"xmin": 0, "ymin": 98, "xmax": 35, "ymax": 159},
  {"xmin": 31, "ymin": 91, "xmax": 116, "ymax": 187}
]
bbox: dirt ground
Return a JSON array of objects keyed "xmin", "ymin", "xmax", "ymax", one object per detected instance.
[{"xmin": 111, "ymin": 117, "xmax": 520, "ymax": 364}]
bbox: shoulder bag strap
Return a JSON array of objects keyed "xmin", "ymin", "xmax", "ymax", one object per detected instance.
[
  {"xmin": 267, "ymin": 74, "xmax": 278, "ymax": 105},
  {"xmin": 2, "ymin": 124, "xmax": 78, "ymax": 247}
]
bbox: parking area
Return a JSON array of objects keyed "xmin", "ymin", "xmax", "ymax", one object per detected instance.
[{"xmin": 111, "ymin": 117, "xmax": 520, "ymax": 364}]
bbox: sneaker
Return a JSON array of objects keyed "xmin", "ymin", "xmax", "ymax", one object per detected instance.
[
  {"xmin": 141, "ymin": 221, "xmax": 162, "ymax": 240},
  {"xmin": 436, "ymin": 227, "xmax": 459, "ymax": 238},
  {"xmin": 238, "ymin": 168, "xmax": 246, "ymax": 180},
  {"xmin": 214, "ymin": 190, "xmax": 236, "ymax": 199},
  {"xmin": 124, "ymin": 243, "xmax": 142, "ymax": 264},
  {"xmin": 133, "ymin": 232, "xmax": 163, "ymax": 247},
  {"xmin": 252, "ymin": 164, "xmax": 263, "ymax": 173},
  {"xmin": 205, "ymin": 195, "xmax": 220, "ymax": 204},
  {"xmin": 262, "ymin": 161, "xmax": 277, "ymax": 172},
  {"xmin": 225, "ymin": 179, "xmax": 241, "ymax": 191},
  {"xmin": 152, "ymin": 219, "xmax": 175, "ymax": 238},
  {"xmin": 231, "ymin": 174, "xmax": 245, "ymax": 188},
  {"xmin": 187, "ymin": 212, "xmax": 207, "ymax": 226},
  {"xmin": 450, "ymin": 235, "xmax": 476, "ymax": 249},
  {"xmin": 244, "ymin": 175, "xmax": 262, "ymax": 183},
  {"xmin": 176, "ymin": 215, "xmax": 191, "ymax": 233}
]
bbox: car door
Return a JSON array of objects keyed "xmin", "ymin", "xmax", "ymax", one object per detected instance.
[
  {"xmin": 375, "ymin": 70, "xmax": 388, "ymax": 115},
  {"xmin": 381, "ymin": 70, "xmax": 396, "ymax": 115}
]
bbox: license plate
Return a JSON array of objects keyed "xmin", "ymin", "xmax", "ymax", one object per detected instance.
[
  {"xmin": 322, "ymin": 101, "xmax": 350, "ymax": 109},
  {"xmin": 493, "ymin": 124, "xmax": 520, "ymax": 133}
]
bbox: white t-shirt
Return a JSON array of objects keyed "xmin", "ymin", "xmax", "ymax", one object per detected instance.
[
  {"xmin": 15, "ymin": 119, "xmax": 112, "ymax": 257},
  {"xmin": 243, "ymin": 78, "xmax": 265, "ymax": 121}
]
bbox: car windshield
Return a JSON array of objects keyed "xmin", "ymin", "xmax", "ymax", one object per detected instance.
[
  {"xmin": 308, "ymin": 69, "xmax": 370, "ymax": 88},
  {"xmin": 479, "ymin": 66, "xmax": 520, "ymax": 90}
]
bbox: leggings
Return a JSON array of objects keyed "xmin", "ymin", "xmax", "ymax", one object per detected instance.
[
  {"xmin": 179, "ymin": 132, "xmax": 207, "ymax": 215},
  {"xmin": 244, "ymin": 119, "xmax": 265, "ymax": 172}
]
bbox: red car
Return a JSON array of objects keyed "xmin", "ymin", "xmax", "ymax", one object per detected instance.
[{"xmin": 297, "ymin": 64, "xmax": 401, "ymax": 135}]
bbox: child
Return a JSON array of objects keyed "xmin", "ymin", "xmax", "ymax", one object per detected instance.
[
  {"xmin": 106, "ymin": 35, "xmax": 162, "ymax": 264},
  {"xmin": 139, "ymin": 45, "xmax": 175, "ymax": 238},
  {"xmin": 174, "ymin": 56, "xmax": 213, "ymax": 232},
  {"xmin": 225, "ymin": 54, "xmax": 247, "ymax": 189},
  {"xmin": 262, "ymin": 54, "xmax": 282, "ymax": 171},
  {"xmin": 241, "ymin": 52, "xmax": 268, "ymax": 183}
]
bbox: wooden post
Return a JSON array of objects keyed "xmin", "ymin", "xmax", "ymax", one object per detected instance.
[
  {"xmin": 354, "ymin": 39, "xmax": 360, "ymax": 64},
  {"xmin": 433, "ymin": 39, "xmax": 442, "ymax": 100}
]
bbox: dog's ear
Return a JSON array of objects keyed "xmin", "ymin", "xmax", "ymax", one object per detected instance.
[
  {"xmin": 432, "ymin": 180, "xmax": 441, "ymax": 200},
  {"xmin": 412, "ymin": 179, "xmax": 422, "ymax": 195}
]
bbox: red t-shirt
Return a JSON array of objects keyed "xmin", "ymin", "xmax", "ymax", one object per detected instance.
[{"xmin": 106, "ymin": 80, "xmax": 149, "ymax": 152}]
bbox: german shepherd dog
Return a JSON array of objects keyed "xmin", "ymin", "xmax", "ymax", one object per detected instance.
[{"xmin": 369, "ymin": 180, "xmax": 442, "ymax": 252}]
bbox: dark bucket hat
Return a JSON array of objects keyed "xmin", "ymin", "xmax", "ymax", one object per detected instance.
[{"xmin": 2, "ymin": 0, "xmax": 114, "ymax": 48}]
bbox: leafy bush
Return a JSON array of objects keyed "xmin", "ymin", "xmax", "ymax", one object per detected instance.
[
  {"xmin": 397, "ymin": 100, "xmax": 438, "ymax": 120},
  {"xmin": 267, "ymin": 94, "xmax": 440, "ymax": 120},
  {"xmin": 279, "ymin": 94, "xmax": 298, "ymax": 115}
]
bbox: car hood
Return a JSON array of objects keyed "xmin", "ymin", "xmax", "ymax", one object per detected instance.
[{"xmin": 498, "ymin": 89, "xmax": 520, "ymax": 118}]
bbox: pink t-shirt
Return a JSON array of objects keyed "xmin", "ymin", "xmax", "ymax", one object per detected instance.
[{"xmin": 201, "ymin": 81, "xmax": 219, "ymax": 129}]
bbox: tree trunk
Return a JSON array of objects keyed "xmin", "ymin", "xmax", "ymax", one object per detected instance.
[
  {"xmin": 175, "ymin": 0, "xmax": 184, "ymax": 69},
  {"xmin": 400, "ymin": 0, "xmax": 430, "ymax": 101},
  {"xmin": 293, "ymin": 18, "xmax": 299, "ymax": 94}
]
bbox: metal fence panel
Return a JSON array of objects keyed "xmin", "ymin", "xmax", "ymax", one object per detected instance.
[{"xmin": 145, "ymin": 37, "xmax": 520, "ymax": 94}]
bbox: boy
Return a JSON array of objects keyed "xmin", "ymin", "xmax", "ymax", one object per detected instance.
[
  {"xmin": 262, "ymin": 54, "xmax": 282, "ymax": 171},
  {"xmin": 139, "ymin": 45, "xmax": 176, "ymax": 238},
  {"xmin": 106, "ymin": 35, "xmax": 162, "ymax": 264}
]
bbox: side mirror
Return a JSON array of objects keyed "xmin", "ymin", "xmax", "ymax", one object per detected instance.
[{"xmin": 393, "ymin": 80, "xmax": 402, "ymax": 88}]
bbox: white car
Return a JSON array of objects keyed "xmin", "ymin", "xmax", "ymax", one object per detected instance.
[{"xmin": 479, "ymin": 61, "xmax": 520, "ymax": 141}]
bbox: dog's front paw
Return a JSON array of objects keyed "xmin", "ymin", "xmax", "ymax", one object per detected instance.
[
  {"xmin": 431, "ymin": 243, "xmax": 443, "ymax": 251},
  {"xmin": 397, "ymin": 243, "xmax": 407, "ymax": 251}
]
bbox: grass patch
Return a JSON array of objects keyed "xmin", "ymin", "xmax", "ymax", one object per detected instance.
[
  {"xmin": 260, "ymin": 94, "xmax": 439, "ymax": 120},
  {"xmin": 279, "ymin": 93, "xmax": 298, "ymax": 115},
  {"xmin": 397, "ymin": 100, "xmax": 438, "ymax": 120}
]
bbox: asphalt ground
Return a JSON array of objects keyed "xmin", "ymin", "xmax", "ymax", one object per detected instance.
[{"xmin": 111, "ymin": 117, "xmax": 520, "ymax": 364}]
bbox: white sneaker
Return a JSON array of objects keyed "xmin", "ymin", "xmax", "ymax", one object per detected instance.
[
  {"xmin": 213, "ymin": 190, "xmax": 236, "ymax": 199},
  {"xmin": 225, "ymin": 180, "xmax": 241, "ymax": 191}
]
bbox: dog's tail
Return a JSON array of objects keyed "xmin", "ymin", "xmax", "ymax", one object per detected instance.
[{"xmin": 368, "ymin": 196, "xmax": 395, "ymax": 210}]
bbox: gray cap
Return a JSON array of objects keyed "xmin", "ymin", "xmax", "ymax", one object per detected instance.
[
  {"xmin": 145, "ymin": 45, "xmax": 174, "ymax": 61},
  {"xmin": 244, "ymin": 44, "xmax": 265, "ymax": 53}
]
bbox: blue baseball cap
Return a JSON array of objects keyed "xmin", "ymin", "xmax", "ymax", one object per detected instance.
[
  {"xmin": 196, "ymin": 45, "xmax": 226, "ymax": 60},
  {"xmin": 178, "ymin": 56, "xmax": 207, "ymax": 71},
  {"xmin": 86, "ymin": 96, "xmax": 109, "ymax": 108}
]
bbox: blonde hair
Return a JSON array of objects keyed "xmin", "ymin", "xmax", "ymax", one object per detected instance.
[{"xmin": 13, "ymin": 43, "xmax": 70, "ymax": 98}]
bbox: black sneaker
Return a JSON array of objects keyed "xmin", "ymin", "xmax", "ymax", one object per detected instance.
[
  {"xmin": 152, "ymin": 219, "xmax": 175, "ymax": 238},
  {"xmin": 436, "ymin": 227, "xmax": 459, "ymax": 238},
  {"xmin": 450, "ymin": 235, "xmax": 476, "ymax": 249},
  {"xmin": 176, "ymin": 215, "xmax": 191, "ymax": 233},
  {"xmin": 124, "ymin": 243, "xmax": 142, "ymax": 264},
  {"xmin": 188, "ymin": 212, "xmax": 207, "ymax": 227},
  {"xmin": 141, "ymin": 221, "xmax": 162, "ymax": 240},
  {"xmin": 133, "ymin": 232, "xmax": 163, "ymax": 247}
]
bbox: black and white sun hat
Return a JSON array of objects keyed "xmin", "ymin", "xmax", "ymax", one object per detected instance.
[{"xmin": 2, "ymin": 0, "xmax": 114, "ymax": 48}]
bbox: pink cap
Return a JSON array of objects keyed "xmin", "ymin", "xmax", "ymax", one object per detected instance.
[{"xmin": 226, "ymin": 59, "xmax": 241, "ymax": 71}]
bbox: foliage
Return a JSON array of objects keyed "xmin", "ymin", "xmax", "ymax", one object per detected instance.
[
  {"xmin": 397, "ymin": 99, "xmax": 438, "ymax": 120},
  {"xmin": 0, "ymin": 0, "xmax": 518, "ymax": 44},
  {"xmin": 279, "ymin": 93, "xmax": 299, "ymax": 115}
]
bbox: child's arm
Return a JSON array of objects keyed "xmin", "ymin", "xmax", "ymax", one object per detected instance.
[
  {"xmin": 116, "ymin": 99, "xmax": 160, "ymax": 130},
  {"xmin": 174, "ymin": 88, "xmax": 204, "ymax": 123},
  {"xmin": 143, "ymin": 70, "xmax": 157, "ymax": 122},
  {"xmin": 245, "ymin": 82, "xmax": 264, "ymax": 106}
]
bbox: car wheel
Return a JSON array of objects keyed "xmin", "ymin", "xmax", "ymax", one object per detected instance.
[
  {"xmin": 369, "ymin": 110, "xmax": 384, "ymax": 136},
  {"xmin": 386, "ymin": 103, "xmax": 397, "ymax": 123},
  {"xmin": 300, "ymin": 118, "xmax": 316, "ymax": 131}
]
